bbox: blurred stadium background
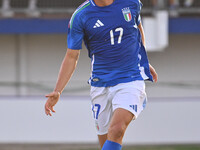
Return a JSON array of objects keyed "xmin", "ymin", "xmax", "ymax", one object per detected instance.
[{"xmin": 0, "ymin": 0, "xmax": 200, "ymax": 150}]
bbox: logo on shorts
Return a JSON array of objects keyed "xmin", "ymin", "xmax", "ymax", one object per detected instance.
[
  {"xmin": 96, "ymin": 124, "xmax": 100, "ymax": 131},
  {"xmin": 130, "ymin": 105, "xmax": 138, "ymax": 112},
  {"xmin": 95, "ymin": 121, "xmax": 100, "ymax": 131}
]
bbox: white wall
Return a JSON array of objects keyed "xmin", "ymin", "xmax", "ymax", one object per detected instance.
[
  {"xmin": 0, "ymin": 35, "xmax": 17, "ymax": 95},
  {"xmin": 0, "ymin": 34, "xmax": 200, "ymax": 97},
  {"xmin": 0, "ymin": 33, "xmax": 200, "ymax": 144},
  {"xmin": 0, "ymin": 96, "xmax": 199, "ymax": 144},
  {"xmin": 147, "ymin": 34, "xmax": 200, "ymax": 98},
  {"xmin": 0, "ymin": 34, "xmax": 91, "ymax": 96}
]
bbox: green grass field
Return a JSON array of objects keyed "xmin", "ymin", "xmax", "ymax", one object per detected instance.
[
  {"xmin": 1, "ymin": 144, "xmax": 200, "ymax": 150},
  {"xmin": 81, "ymin": 145, "xmax": 200, "ymax": 150},
  {"xmin": 123, "ymin": 145, "xmax": 200, "ymax": 150}
]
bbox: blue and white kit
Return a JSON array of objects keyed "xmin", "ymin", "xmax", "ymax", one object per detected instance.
[
  {"xmin": 67, "ymin": 0, "xmax": 153, "ymax": 87},
  {"xmin": 67, "ymin": 0, "xmax": 153, "ymax": 134}
]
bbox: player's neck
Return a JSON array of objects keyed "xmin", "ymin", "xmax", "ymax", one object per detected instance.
[{"xmin": 93, "ymin": 0, "xmax": 115, "ymax": 7}]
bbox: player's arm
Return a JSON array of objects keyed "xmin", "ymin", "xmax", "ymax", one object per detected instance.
[
  {"xmin": 44, "ymin": 7, "xmax": 84, "ymax": 116},
  {"xmin": 54, "ymin": 49, "xmax": 80, "ymax": 93},
  {"xmin": 45, "ymin": 49, "xmax": 80, "ymax": 116},
  {"xmin": 138, "ymin": 22, "xmax": 158, "ymax": 82}
]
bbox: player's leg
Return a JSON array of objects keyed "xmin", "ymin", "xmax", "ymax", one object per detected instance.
[
  {"xmin": 98, "ymin": 110, "xmax": 133, "ymax": 148},
  {"xmin": 108, "ymin": 108, "xmax": 134, "ymax": 144},
  {"xmin": 98, "ymin": 134, "xmax": 107, "ymax": 148},
  {"xmin": 102, "ymin": 80, "xmax": 147, "ymax": 150},
  {"xmin": 101, "ymin": 109, "xmax": 133, "ymax": 150},
  {"xmin": 90, "ymin": 86, "xmax": 112, "ymax": 148}
]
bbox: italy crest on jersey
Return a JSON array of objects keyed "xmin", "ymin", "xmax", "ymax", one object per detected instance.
[{"xmin": 122, "ymin": 7, "xmax": 132, "ymax": 22}]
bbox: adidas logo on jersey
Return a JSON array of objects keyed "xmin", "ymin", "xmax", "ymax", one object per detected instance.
[{"xmin": 93, "ymin": 20, "xmax": 104, "ymax": 28}]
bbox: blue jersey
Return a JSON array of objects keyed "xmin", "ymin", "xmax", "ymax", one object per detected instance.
[{"xmin": 67, "ymin": 0, "xmax": 153, "ymax": 87}]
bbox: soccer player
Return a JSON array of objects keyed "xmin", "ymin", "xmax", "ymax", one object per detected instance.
[{"xmin": 45, "ymin": 0, "xmax": 158, "ymax": 149}]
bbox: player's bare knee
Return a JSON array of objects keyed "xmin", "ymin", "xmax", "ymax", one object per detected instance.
[{"xmin": 108, "ymin": 123, "xmax": 126, "ymax": 139}]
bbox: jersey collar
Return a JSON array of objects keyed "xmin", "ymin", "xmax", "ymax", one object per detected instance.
[
  {"xmin": 89, "ymin": 0, "xmax": 117, "ymax": 7},
  {"xmin": 89, "ymin": 0, "xmax": 96, "ymax": 6}
]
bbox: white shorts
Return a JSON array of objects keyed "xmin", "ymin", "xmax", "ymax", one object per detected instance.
[{"xmin": 90, "ymin": 80, "xmax": 147, "ymax": 135}]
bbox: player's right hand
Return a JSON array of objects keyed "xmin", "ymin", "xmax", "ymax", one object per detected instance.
[{"xmin": 45, "ymin": 91, "xmax": 60, "ymax": 116}]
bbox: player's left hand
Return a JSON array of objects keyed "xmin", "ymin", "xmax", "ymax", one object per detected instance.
[
  {"xmin": 149, "ymin": 64, "xmax": 158, "ymax": 83},
  {"xmin": 45, "ymin": 91, "xmax": 60, "ymax": 116}
]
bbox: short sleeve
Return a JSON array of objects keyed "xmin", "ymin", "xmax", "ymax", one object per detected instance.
[
  {"xmin": 67, "ymin": 13, "xmax": 84, "ymax": 50},
  {"xmin": 136, "ymin": 0, "xmax": 142, "ymax": 25},
  {"xmin": 136, "ymin": 14, "xmax": 141, "ymax": 26},
  {"xmin": 130, "ymin": 0, "xmax": 142, "ymax": 26}
]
